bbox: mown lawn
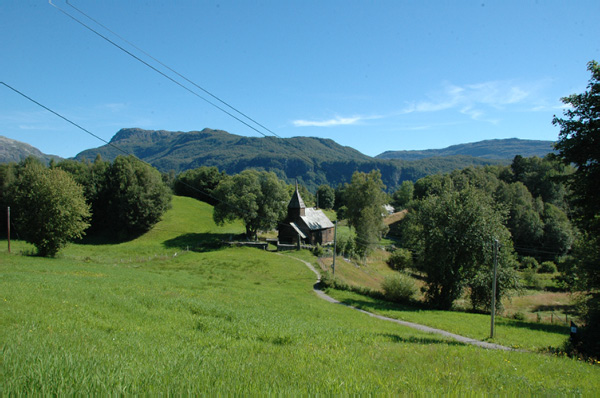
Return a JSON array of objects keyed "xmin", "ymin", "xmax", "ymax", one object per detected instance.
[{"xmin": 1, "ymin": 196, "xmax": 599, "ymax": 394}]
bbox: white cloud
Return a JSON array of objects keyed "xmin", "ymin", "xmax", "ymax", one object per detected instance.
[
  {"xmin": 402, "ymin": 79, "xmax": 541, "ymax": 122},
  {"xmin": 292, "ymin": 115, "xmax": 367, "ymax": 127}
]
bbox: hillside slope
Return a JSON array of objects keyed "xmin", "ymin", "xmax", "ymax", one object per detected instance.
[
  {"xmin": 75, "ymin": 128, "xmax": 504, "ymax": 191},
  {"xmin": 377, "ymin": 138, "xmax": 554, "ymax": 161},
  {"xmin": 0, "ymin": 135, "xmax": 62, "ymax": 164}
]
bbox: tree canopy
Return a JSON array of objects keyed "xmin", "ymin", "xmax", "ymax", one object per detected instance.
[
  {"xmin": 344, "ymin": 170, "xmax": 389, "ymax": 256},
  {"xmin": 9, "ymin": 160, "xmax": 90, "ymax": 256},
  {"xmin": 212, "ymin": 170, "xmax": 289, "ymax": 240},
  {"xmin": 404, "ymin": 187, "xmax": 517, "ymax": 310},
  {"xmin": 553, "ymin": 60, "xmax": 600, "ymax": 357}
]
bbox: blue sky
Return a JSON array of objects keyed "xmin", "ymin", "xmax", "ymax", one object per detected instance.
[{"xmin": 1, "ymin": 1, "xmax": 599, "ymax": 158}]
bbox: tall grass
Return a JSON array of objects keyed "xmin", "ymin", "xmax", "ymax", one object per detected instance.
[{"xmin": 1, "ymin": 197, "xmax": 599, "ymax": 394}]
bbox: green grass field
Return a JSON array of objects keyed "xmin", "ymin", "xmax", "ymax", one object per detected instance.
[{"xmin": 1, "ymin": 196, "xmax": 599, "ymax": 394}]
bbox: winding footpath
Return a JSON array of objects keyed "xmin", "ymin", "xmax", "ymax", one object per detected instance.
[{"xmin": 287, "ymin": 255, "xmax": 520, "ymax": 352}]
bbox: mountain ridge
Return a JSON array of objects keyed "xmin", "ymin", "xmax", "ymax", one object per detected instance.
[
  {"xmin": 376, "ymin": 138, "xmax": 555, "ymax": 161},
  {"xmin": 1, "ymin": 129, "xmax": 555, "ymax": 191}
]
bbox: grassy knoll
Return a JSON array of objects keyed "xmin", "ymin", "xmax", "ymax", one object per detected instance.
[{"xmin": 1, "ymin": 197, "xmax": 599, "ymax": 394}]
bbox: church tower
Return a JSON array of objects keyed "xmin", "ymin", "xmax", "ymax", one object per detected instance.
[{"xmin": 287, "ymin": 180, "xmax": 306, "ymax": 219}]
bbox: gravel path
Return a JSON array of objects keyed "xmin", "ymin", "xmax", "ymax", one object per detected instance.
[{"xmin": 287, "ymin": 255, "xmax": 520, "ymax": 352}]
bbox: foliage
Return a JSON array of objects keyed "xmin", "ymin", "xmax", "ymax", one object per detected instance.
[
  {"xmin": 316, "ymin": 184, "xmax": 335, "ymax": 209},
  {"xmin": 468, "ymin": 261, "xmax": 521, "ymax": 312},
  {"xmin": 344, "ymin": 170, "xmax": 389, "ymax": 257},
  {"xmin": 172, "ymin": 166, "xmax": 226, "ymax": 205},
  {"xmin": 522, "ymin": 268, "xmax": 543, "ymax": 290},
  {"xmin": 381, "ymin": 273, "xmax": 417, "ymax": 303},
  {"xmin": 391, "ymin": 180, "xmax": 414, "ymax": 209},
  {"xmin": 212, "ymin": 170, "xmax": 288, "ymax": 240},
  {"xmin": 539, "ymin": 261, "xmax": 558, "ymax": 274},
  {"xmin": 405, "ymin": 187, "xmax": 516, "ymax": 310},
  {"xmin": 98, "ymin": 156, "xmax": 172, "ymax": 238},
  {"xmin": 386, "ymin": 248, "xmax": 413, "ymax": 271},
  {"xmin": 553, "ymin": 60, "xmax": 600, "ymax": 358},
  {"xmin": 520, "ymin": 257, "xmax": 539, "ymax": 270},
  {"xmin": 312, "ymin": 243, "xmax": 324, "ymax": 257},
  {"xmin": 8, "ymin": 161, "xmax": 90, "ymax": 256}
]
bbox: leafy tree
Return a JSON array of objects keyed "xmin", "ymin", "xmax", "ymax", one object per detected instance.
[
  {"xmin": 553, "ymin": 60, "xmax": 600, "ymax": 357},
  {"xmin": 405, "ymin": 187, "xmax": 517, "ymax": 310},
  {"xmin": 386, "ymin": 248, "xmax": 412, "ymax": 271},
  {"xmin": 316, "ymin": 184, "xmax": 335, "ymax": 209},
  {"xmin": 99, "ymin": 156, "xmax": 172, "ymax": 238},
  {"xmin": 212, "ymin": 170, "xmax": 288, "ymax": 240},
  {"xmin": 344, "ymin": 170, "xmax": 389, "ymax": 257},
  {"xmin": 173, "ymin": 166, "xmax": 226, "ymax": 205},
  {"xmin": 8, "ymin": 161, "xmax": 90, "ymax": 256},
  {"xmin": 391, "ymin": 180, "xmax": 414, "ymax": 209}
]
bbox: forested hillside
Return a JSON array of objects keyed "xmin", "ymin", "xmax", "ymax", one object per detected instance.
[
  {"xmin": 74, "ymin": 128, "xmax": 504, "ymax": 191},
  {"xmin": 377, "ymin": 138, "xmax": 554, "ymax": 161}
]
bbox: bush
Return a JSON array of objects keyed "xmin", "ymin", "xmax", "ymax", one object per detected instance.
[
  {"xmin": 538, "ymin": 261, "xmax": 558, "ymax": 274},
  {"xmin": 381, "ymin": 273, "xmax": 417, "ymax": 304},
  {"xmin": 523, "ymin": 268, "xmax": 543, "ymax": 289},
  {"xmin": 386, "ymin": 248, "xmax": 413, "ymax": 271},
  {"xmin": 9, "ymin": 161, "xmax": 90, "ymax": 256},
  {"xmin": 312, "ymin": 244, "xmax": 324, "ymax": 257},
  {"xmin": 520, "ymin": 257, "xmax": 539, "ymax": 270},
  {"xmin": 512, "ymin": 312, "xmax": 526, "ymax": 321}
]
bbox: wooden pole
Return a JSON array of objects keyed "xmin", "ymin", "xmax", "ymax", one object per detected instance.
[
  {"xmin": 490, "ymin": 239, "xmax": 499, "ymax": 338},
  {"xmin": 332, "ymin": 221, "xmax": 337, "ymax": 276},
  {"xmin": 7, "ymin": 207, "xmax": 10, "ymax": 254}
]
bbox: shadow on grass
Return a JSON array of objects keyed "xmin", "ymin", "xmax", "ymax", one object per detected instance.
[
  {"xmin": 496, "ymin": 317, "xmax": 569, "ymax": 335},
  {"xmin": 380, "ymin": 333, "xmax": 467, "ymax": 347},
  {"xmin": 163, "ymin": 233, "xmax": 236, "ymax": 253},
  {"xmin": 332, "ymin": 288, "xmax": 570, "ymax": 336},
  {"xmin": 333, "ymin": 295, "xmax": 426, "ymax": 313}
]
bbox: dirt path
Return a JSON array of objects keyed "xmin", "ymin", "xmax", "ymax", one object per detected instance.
[{"xmin": 287, "ymin": 255, "xmax": 520, "ymax": 352}]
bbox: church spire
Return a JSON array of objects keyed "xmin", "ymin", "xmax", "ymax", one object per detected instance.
[{"xmin": 288, "ymin": 179, "xmax": 306, "ymax": 217}]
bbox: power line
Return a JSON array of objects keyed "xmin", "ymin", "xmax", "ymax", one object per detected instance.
[
  {"xmin": 1, "ymin": 82, "xmax": 129, "ymax": 157},
  {"xmin": 64, "ymin": 0, "xmax": 282, "ymax": 140},
  {"xmin": 1, "ymin": 82, "xmax": 314, "ymax": 241},
  {"xmin": 49, "ymin": 1, "xmax": 318, "ymax": 171},
  {"xmin": 48, "ymin": 0, "xmax": 278, "ymax": 140}
]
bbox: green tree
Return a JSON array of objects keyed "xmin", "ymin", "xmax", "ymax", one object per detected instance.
[
  {"xmin": 405, "ymin": 187, "xmax": 517, "ymax": 310},
  {"xmin": 391, "ymin": 180, "xmax": 414, "ymax": 209},
  {"xmin": 8, "ymin": 162, "xmax": 90, "ymax": 256},
  {"xmin": 173, "ymin": 166, "xmax": 226, "ymax": 205},
  {"xmin": 99, "ymin": 156, "xmax": 172, "ymax": 238},
  {"xmin": 212, "ymin": 170, "xmax": 288, "ymax": 240},
  {"xmin": 316, "ymin": 184, "xmax": 335, "ymax": 209},
  {"xmin": 345, "ymin": 170, "xmax": 389, "ymax": 257},
  {"xmin": 553, "ymin": 60, "xmax": 600, "ymax": 357}
]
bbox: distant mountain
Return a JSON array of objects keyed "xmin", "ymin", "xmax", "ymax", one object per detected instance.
[
  {"xmin": 0, "ymin": 135, "xmax": 62, "ymax": 164},
  {"xmin": 75, "ymin": 128, "xmax": 505, "ymax": 191},
  {"xmin": 376, "ymin": 138, "xmax": 555, "ymax": 161}
]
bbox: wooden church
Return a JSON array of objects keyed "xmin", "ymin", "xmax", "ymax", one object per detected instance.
[{"xmin": 278, "ymin": 183, "xmax": 335, "ymax": 246}]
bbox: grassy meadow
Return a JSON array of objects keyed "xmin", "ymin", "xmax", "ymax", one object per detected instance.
[{"xmin": 1, "ymin": 196, "xmax": 599, "ymax": 394}]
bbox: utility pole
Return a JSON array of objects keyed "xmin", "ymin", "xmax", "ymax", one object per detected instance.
[
  {"xmin": 7, "ymin": 207, "xmax": 10, "ymax": 254},
  {"xmin": 332, "ymin": 220, "xmax": 337, "ymax": 276},
  {"xmin": 490, "ymin": 239, "xmax": 499, "ymax": 338}
]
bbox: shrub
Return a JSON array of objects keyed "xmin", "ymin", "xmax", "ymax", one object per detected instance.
[
  {"xmin": 381, "ymin": 273, "xmax": 417, "ymax": 304},
  {"xmin": 523, "ymin": 268, "xmax": 543, "ymax": 289},
  {"xmin": 386, "ymin": 248, "xmax": 413, "ymax": 271},
  {"xmin": 312, "ymin": 244, "xmax": 324, "ymax": 257},
  {"xmin": 512, "ymin": 312, "xmax": 526, "ymax": 321},
  {"xmin": 538, "ymin": 261, "xmax": 558, "ymax": 274},
  {"xmin": 520, "ymin": 257, "xmax": 539, "ymax": 270}
]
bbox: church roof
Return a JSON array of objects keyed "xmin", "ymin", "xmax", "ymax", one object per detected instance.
[
  {"xmin": 288, "ymin": 182, "xmax": 306, "ymax": 209},
  {"xmin": 301, "ymin": 208, "xmax": 335, "ymax": 231}
]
